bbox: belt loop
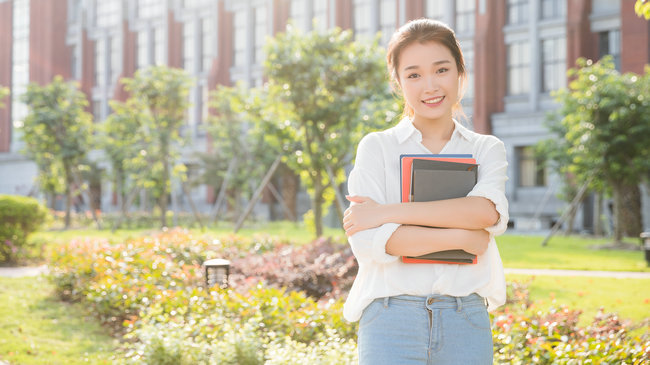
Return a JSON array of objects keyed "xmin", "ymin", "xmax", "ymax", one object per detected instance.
[
  {"xmin": 456, "ymin": 297, "xmax": 462, "ymax": 312},
  {"xmin": 383, "ymin": 297, "xmax": 389, "ymax": 308}
]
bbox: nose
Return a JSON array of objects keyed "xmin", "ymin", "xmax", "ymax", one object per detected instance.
[{"xmin": 424, "ymin": 75, "xmax": 439, "ymax": 93}]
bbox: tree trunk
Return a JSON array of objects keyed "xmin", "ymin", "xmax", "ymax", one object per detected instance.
[
  {"xmin": 160, "ymin": 140, "xmax": 170, "ymax": 228},
  {"xmin": 612, "ymin": 182, "xmax": 624, "ymax": 245},
  {"xmin": 313, "ymin": 175, "xmax": 325, "ymax": 237},
  {"xmin": 64, "ymin": 164, "xmax": 72, "ymax": 229},
  {"xmin": 280, "ymin": 164, "xmax": 299, "ymax": 221},
  {"xmin": 594, "ymin": 192, "xmax": 604, "ymax": 237},
  {"xmin": 621, "ymin": 183, "xmax": 643, "ymax": 238},
  {"xmin": 564, "ymin": 202, "xmax": 577, "ymax": 235}
]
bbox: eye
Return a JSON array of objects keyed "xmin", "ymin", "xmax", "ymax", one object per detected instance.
[
  {"xmin": 437, "ymin": 68, "xmax": 449, "ymax": 74},
  {"xmin": 407, "ymin": 73, "xmax": 420, "ymax": 79}
]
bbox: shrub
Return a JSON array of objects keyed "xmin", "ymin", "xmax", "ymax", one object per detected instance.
[
  {"xmin": 229, "ymin": 236, "xmax": 358, "ymax": 301},
  {"xmin": 48, "ymin": 230, "xmax": 649, "ymax": 363},
  {"xmin": 0, "ymin": 194, "xmax": 49, "ymax": 263},
  {"xmin": 493, "ymin": 281, "xmax": 650, "ymax": 364}
]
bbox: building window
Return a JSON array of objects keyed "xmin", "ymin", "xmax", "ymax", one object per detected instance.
[
  {"xmin": 233, "ymin": 10, "xmax": 247, "ymax": 67},
  {"xmin": 92, "ymin": 99, "xmax": 102, "ymax": 122},
  {"xmin": 379, "ymin": 0, "xmax": 396, "ymax": 46},
  {"xmin": 541, "ymin": 37, "xmax": 566, "ymax": 92},
  {"xmin": 69, "ymin": 0, "xmax": 81, "ymax": 23},
  {"xmin": 96, "ymin": 0, "xmax": 121, "ymax": 28},
  {"xmin": 137, "ymin": 30, "xmax": 148, "ymax": 69},
  {"xmin": 313, "ymin": 0, "xmax": 327, "ymax": 31},
  {"xmin": 540, "ymin": 0, "xmax": 565, "ymax": 19},
  {"xmin": 95, "ymin": 38, "xmax": 106, "ymax": 87},
  {"xmin": 353, "ymin": 0, "xmax": 373, "ymax": 39},
  {"xmin": 11, "ymin": 0, "xmax": 30, "ymax": 131},
  {"xmin": 182, "ymin": 0, "xmax": 207, "ymax": 9},
  {"xmin": 599, "ymin": 30, "xmax": 621, "ymax": 70},
  {"xmin": 289, "ymin": 0, "xmax": 308, "ymax": 31},
  {"xmin": 455, "ymin": 0, "xmax": 474, "ymax": 34},
  {"xmin": 462, "ymin": 43, "xmax": 474, "ymax": 99},
  {"xmin": 507, "ymin": 0, "xmax": 528, "ymax": 25},
  {"xmin": 254, "ymin": 6, "xmax": 267, "ymax": 65},
  {"xmin": 290, "ymin": 0, "xmax": 328, "ymax": 32},
  {"xmin": 507, "ymin": 41, "xmax": 530, "ymax": 95},
  {"xmin": 201, "ymin": 18, "xmax": 214, "ymax": 72},
  {"xmin": 71, "ymin": 44, "xmax": 80, "ymax": 79},
  {"xmin": 517, "ymin": 146, "xmax": 546, "ymax": 187},
  {"xmin": 109, "ymin": 35, "xmax": 121, "ymax": 84},
  {"xmin": 183, "ymin": 22, "xmax": 195, "ymax": 72},
  {"xmin": 154, "ymin": 26, "xmax": 165, "ymax": 66},
  {"xmin": 199, "ymin": 84, "xmax": 209, "ymax": 125},
  {"xmin": 137, "ymin": 0, "xmax": 163, "ymax": 19},
  {"xmin": 425, "ymin": 0, "xmax": 445, "ymax": 21}
]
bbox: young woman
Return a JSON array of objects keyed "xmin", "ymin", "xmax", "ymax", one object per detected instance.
[{"xmin": 342, "ymin": 18, "xmax": 509, "ymax": 364}]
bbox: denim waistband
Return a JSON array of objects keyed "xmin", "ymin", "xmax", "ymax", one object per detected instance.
[{"xmin": 377, "ymin": 293, "xmax": 487, "ymax": 310}]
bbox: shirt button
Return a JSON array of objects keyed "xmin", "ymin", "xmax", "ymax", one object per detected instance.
[{"xmin": 427, "ymin": 298, "xmax": 435, "ymax": 305}]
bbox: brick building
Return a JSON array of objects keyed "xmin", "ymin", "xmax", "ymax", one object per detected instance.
[{"xmin": 0, "ymin": 0, "xmax": 648, "ymax": 231}]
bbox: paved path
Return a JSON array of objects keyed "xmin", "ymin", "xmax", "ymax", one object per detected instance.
[
  {"xmin": 0, "ymin": 264, "xmax": 48, "ymax": 278},
  {"xmin": 504, "ymin": 267, "xmax": 650, "ymax": 279},
  {"xmin": 1, "ymin": 265, "xmax": 649, "ymax": 279}
]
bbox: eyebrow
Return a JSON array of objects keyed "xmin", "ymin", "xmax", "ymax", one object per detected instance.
[{"xmin": 403, "ymin": 60, "xmax": 452, "ymax": 72}]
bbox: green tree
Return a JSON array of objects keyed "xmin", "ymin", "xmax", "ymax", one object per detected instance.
[
  {"xmin": 20, "ymin": 76, "xmax": 93, "ymax": 229},
  {"xmin": 198, "ymin": 84, "xmax": 277, "ymax": 222},
  {"xmin": 101, "ymin": 98, "xmax": 143, "ymax": 220},
  {"xmin": 636, "ymin": 0, "xmax": 650, "ymax": 19},
  {"xmin": 254, "ymin": 26, "xmax": 397, "ymax": 236},
  {"xmin": 544, "ymin": 57, "xmax": 650, "ymax": 245},
  {"xmin": 118, "ymin": 66, "xmax": 193, "ymax": 228}
]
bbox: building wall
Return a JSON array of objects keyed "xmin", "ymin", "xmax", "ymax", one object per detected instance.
[
  {"xmin": 0, "ymin": 0, "xmax": 648, "ymax": 231},
  {"xmin": 0, "ymin": 1, "xmax": 13, "ymax": 153}
]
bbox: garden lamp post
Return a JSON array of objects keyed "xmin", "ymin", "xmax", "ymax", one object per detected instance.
[{"xmin": 203, "ymin": 258, "xmax": 231, "ymax": 288}]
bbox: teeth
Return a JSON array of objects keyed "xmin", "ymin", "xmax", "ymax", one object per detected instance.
[{"xmin": 423, "ymin": 97, "xmax": 444, "ymax": 104}]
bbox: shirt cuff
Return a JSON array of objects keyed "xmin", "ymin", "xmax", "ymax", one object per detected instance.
[
  {"xmin": 371, "ymin": 223, "xmax": 401, "ymax": 263},
  {"xmin": 467, "ymin": 188, "xmax": 509, "ymax": 236}
]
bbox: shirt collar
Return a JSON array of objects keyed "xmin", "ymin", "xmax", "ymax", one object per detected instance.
[{"xmin": 394, "ymin": 117, "xmax": 475, "ymax": 144}]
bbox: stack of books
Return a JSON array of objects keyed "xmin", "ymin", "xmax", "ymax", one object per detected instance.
[{"xmin": 399, "ymin": 154, "xmax": 478, "ymax": 264}]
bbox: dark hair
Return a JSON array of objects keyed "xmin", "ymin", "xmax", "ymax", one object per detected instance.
[{"xmin": 386, "ymin": 18, "xmax": 467, "ymax": 119}]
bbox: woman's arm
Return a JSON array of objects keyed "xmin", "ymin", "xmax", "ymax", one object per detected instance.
[
  {"xmin": 344, "ymin": 195, "xmax": 498, "ymax": 236},
  {"xmin": 344, "ymin": 137, "xmax": 509, "ymax": 237},
  {"xmin": 385, "ymin": 226, "xmax": 490, "ymax": 257}
]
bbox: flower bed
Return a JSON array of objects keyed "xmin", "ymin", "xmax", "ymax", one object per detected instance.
[{"xmin": 48, "ymin": 228, "xmax": 649, "ymax": 363}]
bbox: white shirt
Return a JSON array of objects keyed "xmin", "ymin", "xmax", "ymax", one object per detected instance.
[{"xmin": 343, "ymin": 117, "xmax": 509, "ymax": 322}]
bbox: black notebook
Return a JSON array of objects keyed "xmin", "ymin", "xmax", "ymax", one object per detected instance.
[{"xmin": 403, "ymin": 158, "xmax": 479, "ymax": 264}]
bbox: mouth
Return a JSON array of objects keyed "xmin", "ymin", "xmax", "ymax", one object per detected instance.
[{"xmin": 421, "ymin": 96, "xmax": 445, "ymax": 106}]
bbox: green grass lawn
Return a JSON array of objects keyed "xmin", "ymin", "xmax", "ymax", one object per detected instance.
[
  {"xmin": 506, "ymin": 274, "xmax": 650, "ymax": 329},
  {"xmin": 497, "ymin": 233, "xmax": 649, "ymax": 272},
  {"xmin": 0, "ymin": 276, "xmax": 117, "ymax": 365}
]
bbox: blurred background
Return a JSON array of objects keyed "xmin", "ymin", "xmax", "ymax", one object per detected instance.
[{"xmin": 0, "ymin": 0, "xmax": 648, "ymax": 235}]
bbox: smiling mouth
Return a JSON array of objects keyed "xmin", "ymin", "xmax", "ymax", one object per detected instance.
[{"xmin": 422, "ymin": 96, "xmax": 444, "ymax": 105}]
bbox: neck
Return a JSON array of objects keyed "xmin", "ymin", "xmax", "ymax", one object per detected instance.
[{"xmin": 411, "ymin": 114, "xmax": 455, "ymax": 140}]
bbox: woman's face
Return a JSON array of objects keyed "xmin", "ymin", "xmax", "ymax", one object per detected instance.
[{"xmin": 396, "ymin": 41, "xmax": 459, "ymax": 123}]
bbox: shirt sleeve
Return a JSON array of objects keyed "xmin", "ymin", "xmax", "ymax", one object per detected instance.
[
  {"xmin": 467, "ymin": 137, "xmax": 509, "ymax": 236},
  {"xmin": 346, "ymin": 134, "xmax": 400, "ymax": 265}
]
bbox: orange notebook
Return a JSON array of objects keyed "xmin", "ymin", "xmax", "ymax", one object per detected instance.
[{"xmin": 399, "ymin": 154, "xmax": 478, "ymax": 264}]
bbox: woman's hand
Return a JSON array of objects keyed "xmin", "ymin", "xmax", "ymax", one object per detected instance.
[
  {"xmin": 343, "ymin": 195, "xmax": 386, "ymax": 236},
  {"xmin": 462, "ymin": 229, "xmax": 490, "ymax": 256}
]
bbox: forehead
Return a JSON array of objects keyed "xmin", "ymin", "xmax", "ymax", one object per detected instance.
[{"xmin": 399, "ymin": 41, "xmax": 455, "ymax": 69}]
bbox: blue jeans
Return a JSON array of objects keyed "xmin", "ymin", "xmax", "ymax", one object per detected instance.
[{"xmin": 358, "ymin": 293, "xmax": 493, "ymax": 365}]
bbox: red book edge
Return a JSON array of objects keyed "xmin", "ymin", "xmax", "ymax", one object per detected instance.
[{"xmin": 401, "ymin": 256, "xmax": 478, "ymax": 264}]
